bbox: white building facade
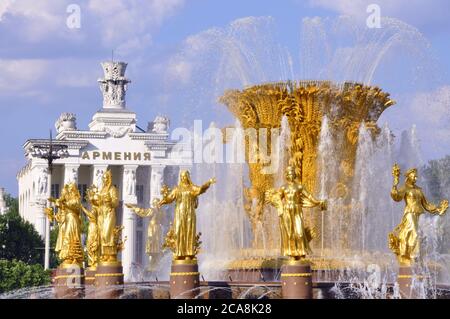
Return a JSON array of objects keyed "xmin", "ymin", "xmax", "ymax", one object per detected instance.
[
  {"xmin": 17, "ymin": 61, "xmax": 191, "ymax": 280},
  {"xmin": 0, "ymin": 187, "xmax": 7, "ymax": 214}
]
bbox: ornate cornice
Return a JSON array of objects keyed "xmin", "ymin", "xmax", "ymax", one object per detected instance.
[
  {"xmin": 129, "ymin": 132, "xmax": 169, "ymax": 141},
  {"xmin": 56, "ymin": 131, "xmax": 108, "ymax": 140},
  {"xmin": 16, "ymin": 161, "xmax": 32, "ymax": 179},
  {"xmin": 23, "ymin": 139, "xmax": 89, "ymax": 152}
]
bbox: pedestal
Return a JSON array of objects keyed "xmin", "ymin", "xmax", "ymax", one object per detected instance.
[
  {"xmin": 53, "ymin": 265, "xmax": 85, "ymax": 299},
  {"xmin": 94, "ymin": 262, "xmax": 124, "ymax": 299},
  {"xmin": 281, "ymin": 261, "xmax": 313, "ymax": 299},
  {"xmin": 397, "ymin": 266, "xmax": 425, "ymax": 299},
  {"xmin": 84, "ymin": 267, "xmax": 96, "ymax": 298},
  {"xmin": 85, "ymin": 268, "xmax": 96, "ymax": 286},
  {"xmin": 170, "ymin": 260, "xmax": 200, "ymax": 299}
]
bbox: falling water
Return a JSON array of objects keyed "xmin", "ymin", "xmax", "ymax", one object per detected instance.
[
  {"xmin": 315, "ymin": 116, "xmax": 339, "ymax": 255},
  {"xmin": 193, "ymin": 121, "xmax": 252, "ymax": 280},
  {"xmin": 299, "ymin": 16, "xmax": 437, "ymax": 86}
]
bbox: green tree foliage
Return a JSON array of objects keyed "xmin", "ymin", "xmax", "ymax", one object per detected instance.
[
  {"xmin": 422, "ymin": 155, "xmax": 450, "ymax": 254},
  {"xmin": 0, "ymin": 205, "xmax": 45, "ymax": 265},
  {"xmin": 422, "ymin": 155, "xmax": 450, "ymax": 203},
  {"xmin": 50, "ymin": 225, "xmax": 60, "ymax": 268},
  {"xmin": 4, "ymin": 193, "xmax": 18, "ymax": 214},
  {"xmin": 1, "ymin": 194, "xmax": 60, "ymax": 267},
  {"xmin": 0, "ymin": 259, "xmax": 51, "ymax": 293}
]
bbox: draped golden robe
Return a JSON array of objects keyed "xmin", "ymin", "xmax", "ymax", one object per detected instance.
[
  {"xmin": 161, "ymin": 184, "xmax": 208, "ymax": 259},
  {"xmin": 390, "ymin": 184, "xmax": 442, "ymax": 262},
  {"xmin": 55, "ymin": 196, "xmax": 84, "ymax": 265},
  {"xmin": 278, "ymin": 183, "xmax": 322, "ymax": 258},
  {"xmin": 146, "ymin": 213, "xmax": 163, "ymax": 254},
  {"xmin": 98, "ymin": 185, "xmax": 119, "ymax": 257},
  {"xmin": 82, "ymin": 206, "xmax": 99, "ymax": 268},
  {"xmin": 127, "ymin": 206, "xmax": 163, "ymax": 254}
]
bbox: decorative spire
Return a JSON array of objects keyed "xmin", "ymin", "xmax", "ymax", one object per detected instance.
[{"xmin": 98, "ymin": 61, "xmax": 131, "ymax": 109}]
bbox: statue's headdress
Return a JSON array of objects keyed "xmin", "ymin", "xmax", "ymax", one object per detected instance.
[
  {"xmin": 286, "ymin": 166, "xmax": 296, "ymax": 175},
  {"xmin": 404, "ymin": 168, "xmax": 417, "ymax": 178}
]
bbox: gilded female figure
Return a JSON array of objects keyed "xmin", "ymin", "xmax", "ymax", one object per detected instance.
[
  {"xmin": 389, "ymin": 165, "xmax": 448, "ymax": 265},
  {"xmin": 46, "ymin": 183, "xmax": 84, "ymax": 266},
  {"xmin": 126, "ymin": 198, "xmax": 165, "ymax": 269},
  {"xmin": 81, "ymin": 185, "xmax": 100, "ymax": 269},
  {"xmin": 158, "ymin": 170, "xmax": 215, "ymax": 261},
  {"xmin": 126, "ymin": 198, "xmax": 164, "ymax": 255},
  {"xmin": 98, "ymin": 170, "xmax": 120, "ymax": 262},
  {"xmin": 266, "ymin": 166, "xmax": 327, "ymax": 260}
]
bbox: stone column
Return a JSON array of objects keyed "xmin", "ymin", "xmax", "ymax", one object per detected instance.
[
  {"xmin": 0, "ymin": 187, "xmax": 7, "ymax": 215},
  {"xmin": 150, "ymin": 165, "xmax": 165, "ymax": 203},
  {"xmin": 31, "ymin": 165, "xmax": 52, "ymax": 270},
  {"xmin": 33, "ymin": 166, "xmax": 50, "ymax": 239},
  {"xmin": 91, "ymin": 165, "xmax": 108, "ymax": 189},
  {"xmin": 141, "ymin": 166, "xmax": 152, "ymax": 271},
  {"xmin": 63, "ymin": 164, "xmax": 80, "ymax": 185},
  {"xmin": 122, "ymin": 165, "xmax": 138, "ymax": 282}
]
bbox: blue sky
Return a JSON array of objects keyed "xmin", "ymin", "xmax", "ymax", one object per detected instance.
[{"xmin": 0, "ymin": 0, "xmax": 449, "ymax": 195}]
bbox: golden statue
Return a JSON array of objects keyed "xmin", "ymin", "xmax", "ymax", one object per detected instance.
[
  {"xmin": 97, "ymin": 170, "xmax": 124, "ymax": 264},
  {"xmin": 125, "ymin": 198, "xmax": 165, "ymax": 270},
  {"xmin": 81, "ymin": 185, "xmax": 100, "ymax": 269},
  {"xmin": 266, "ymin": 166, "xmax": 327, "ymax": 260},
  {"xmin": 158, "ymin": 170, "xmax": 216, "ymax": 261},
  {"xmin": 46, "ymin": 183, "xmax": 84, "ymax": 266},
  {"xmin": 389, "ymin": 164, "xmax": 448, "ymax": 266}
]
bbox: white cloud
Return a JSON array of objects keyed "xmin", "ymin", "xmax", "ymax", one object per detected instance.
[
  {"xmin": 0, "ymin": 0, "xmax": 185, "ymax": 53},
  {"xmin": 53, "ymin": 59, "xmax": 99, "ymax": 88},
  {"xmin": 0, "ymin": 58, "xmax": 101, "ymax": 97},
  {"xmin": 87, "ymin": 0, "xmax": 185, "ymax": 55},
  {"xmin": 0, "ymin": 0, "xmax": 67, "ymax": 41},
  {"xmin": 0, "ymin": 59, "xmax": 49, "ymax": 93},
  {"xmin": 0, "ymin": 0, "xmax": 14, "ymax": 21}
]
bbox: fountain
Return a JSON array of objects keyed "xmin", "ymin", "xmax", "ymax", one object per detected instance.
[{"xmin": 218, "ymin": 80, "xmax": 395, "ymax": 278}]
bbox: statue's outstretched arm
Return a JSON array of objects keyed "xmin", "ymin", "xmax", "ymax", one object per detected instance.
[
  {"xmin": 196, "ymin": 177, "xmax": 216, "ymax": 195},
  {"xmin": 44, "ymin": 207, "xmax": 54, "ymax": 222},
  {"xmin": 390, "ymin": 163, "xmax": 405, "ymax": 202},
  {"xmin": 49, "ymin": 197, "xmax": 64, "ymax": 210},
  {"xmin": 125, "ymin": 203, "xmax": 154, "ymax": 218},
  {"xmin": 158, "ymin": 188, "xmax": 177, "ymax": 207},
  {"xmin": 54, "ymin": 211, "xmax": 65, "ymax": 225},
  {"xmin": 390, "ymin": 185, "xmax": 405, "ymax": 202},
  {"xmin": 265, "ymin": 188, "xmax": 283, "ymax": 216},
  {"xmin": 81, "ymin": 206, "xmax": 95, "ymax": 220},
  {"xmin": 302, "ymin": 188, "xmax": 327, "ymax": 210},
  {"xmin": 421, "ymin": 191, "xmax": 449, "ymax": 216}
]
